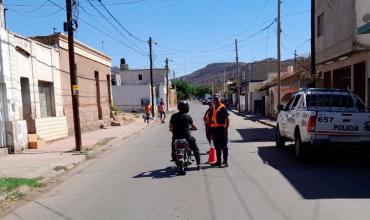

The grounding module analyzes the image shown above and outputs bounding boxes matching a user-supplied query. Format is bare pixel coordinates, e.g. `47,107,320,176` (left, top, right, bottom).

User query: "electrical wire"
7,7,64,17
45,0,148,56
86,0,147,55
97,0,147,43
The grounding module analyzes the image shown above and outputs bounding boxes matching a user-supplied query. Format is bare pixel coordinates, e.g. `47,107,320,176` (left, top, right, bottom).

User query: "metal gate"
0,84,6,148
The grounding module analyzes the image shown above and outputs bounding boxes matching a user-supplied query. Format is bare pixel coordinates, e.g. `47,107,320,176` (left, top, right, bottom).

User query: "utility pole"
65,0,82,151
277,0,281,109
294,50,297,71
223,69,226,96
235,39,240,112
311,0,316,75
165,58,169,111
148,37,155,117
217,68,220,95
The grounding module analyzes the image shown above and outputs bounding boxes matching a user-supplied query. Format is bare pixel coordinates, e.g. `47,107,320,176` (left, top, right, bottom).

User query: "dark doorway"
95,71,102,120
324,71,331,88
20,78,32,120
20,78,33,132
254,100,263,115
106,74,112,106
333,66,351,89
354,62,366,101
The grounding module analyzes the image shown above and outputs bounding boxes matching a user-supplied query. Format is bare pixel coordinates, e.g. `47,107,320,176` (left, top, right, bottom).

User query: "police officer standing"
210,96,230,167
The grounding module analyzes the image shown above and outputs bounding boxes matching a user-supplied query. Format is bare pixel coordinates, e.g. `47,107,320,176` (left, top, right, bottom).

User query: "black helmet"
177,100,189,113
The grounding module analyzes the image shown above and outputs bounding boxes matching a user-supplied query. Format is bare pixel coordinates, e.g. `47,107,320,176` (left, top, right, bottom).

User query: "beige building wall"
33,34,113,134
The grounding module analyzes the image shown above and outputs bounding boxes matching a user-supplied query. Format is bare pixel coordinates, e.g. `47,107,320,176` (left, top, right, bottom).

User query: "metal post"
149,37,155,117
65,0,82,151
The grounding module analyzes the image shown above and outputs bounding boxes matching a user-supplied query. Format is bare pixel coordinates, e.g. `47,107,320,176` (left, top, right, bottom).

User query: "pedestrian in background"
210,96,230,167
158,99,166,123
144,102,151,124
203,102,214,144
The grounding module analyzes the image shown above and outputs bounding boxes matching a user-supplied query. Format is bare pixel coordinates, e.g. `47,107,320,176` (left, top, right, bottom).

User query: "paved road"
4,102,370,220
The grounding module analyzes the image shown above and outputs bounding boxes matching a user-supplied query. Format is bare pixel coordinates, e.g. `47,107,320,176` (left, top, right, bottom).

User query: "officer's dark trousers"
211,127,228,164
172,136,201,165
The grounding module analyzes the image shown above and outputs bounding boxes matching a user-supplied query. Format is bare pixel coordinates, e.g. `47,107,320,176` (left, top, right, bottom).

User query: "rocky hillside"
178,62,248,86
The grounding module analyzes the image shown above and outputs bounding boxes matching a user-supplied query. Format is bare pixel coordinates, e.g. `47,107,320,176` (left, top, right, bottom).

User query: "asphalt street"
4,102,370,220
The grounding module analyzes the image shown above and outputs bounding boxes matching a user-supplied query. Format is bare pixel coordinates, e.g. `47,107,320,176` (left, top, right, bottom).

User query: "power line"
46,0,147,56
85,0,147,55
7,7,64,17
79,17,147,56
97,0,147,43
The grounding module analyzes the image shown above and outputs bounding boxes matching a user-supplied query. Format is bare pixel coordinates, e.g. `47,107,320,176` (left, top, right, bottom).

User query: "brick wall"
59,49,111,134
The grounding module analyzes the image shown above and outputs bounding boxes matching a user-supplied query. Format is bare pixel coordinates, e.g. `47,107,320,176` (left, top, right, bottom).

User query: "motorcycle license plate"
176,149,185,156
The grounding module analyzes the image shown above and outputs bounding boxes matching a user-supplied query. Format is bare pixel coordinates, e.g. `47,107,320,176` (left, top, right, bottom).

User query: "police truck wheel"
276,126,285,149
295,131,307,161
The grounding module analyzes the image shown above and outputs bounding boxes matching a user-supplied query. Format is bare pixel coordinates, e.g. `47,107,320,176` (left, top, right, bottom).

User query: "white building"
316,0,370,107
112,59,169,112
0,11,67,153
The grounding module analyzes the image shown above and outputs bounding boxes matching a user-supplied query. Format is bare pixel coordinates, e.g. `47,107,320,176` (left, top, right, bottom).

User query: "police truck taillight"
307,116,316,133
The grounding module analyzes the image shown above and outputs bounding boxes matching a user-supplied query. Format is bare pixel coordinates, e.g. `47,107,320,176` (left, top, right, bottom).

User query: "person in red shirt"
158,99,166,123
203,102,214,144
144,102,151,124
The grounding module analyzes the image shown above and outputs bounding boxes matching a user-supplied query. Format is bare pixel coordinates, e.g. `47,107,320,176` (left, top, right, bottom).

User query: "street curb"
256,120,276,128
229,109,276,128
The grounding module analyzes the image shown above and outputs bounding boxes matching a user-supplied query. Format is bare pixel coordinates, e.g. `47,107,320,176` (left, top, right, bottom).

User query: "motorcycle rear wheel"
178,162,186,175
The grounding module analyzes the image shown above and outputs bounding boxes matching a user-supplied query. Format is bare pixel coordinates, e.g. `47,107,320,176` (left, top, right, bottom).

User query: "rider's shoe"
196,165,201,170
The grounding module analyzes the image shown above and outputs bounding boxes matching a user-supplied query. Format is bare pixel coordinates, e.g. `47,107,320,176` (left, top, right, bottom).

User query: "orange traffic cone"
207,144,217,164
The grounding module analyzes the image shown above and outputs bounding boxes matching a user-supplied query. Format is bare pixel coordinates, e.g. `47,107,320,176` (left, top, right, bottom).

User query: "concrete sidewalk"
0,116,157,179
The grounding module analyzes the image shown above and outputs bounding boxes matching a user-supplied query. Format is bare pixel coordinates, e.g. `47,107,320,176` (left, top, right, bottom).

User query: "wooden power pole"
65,0,82,151
311,0,316,75
165,58,169,111
235,39,240,112
148,37,155,117
277,0,281,108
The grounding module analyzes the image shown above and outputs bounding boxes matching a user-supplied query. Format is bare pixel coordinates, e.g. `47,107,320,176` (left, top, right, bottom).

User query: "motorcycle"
173,139,192,175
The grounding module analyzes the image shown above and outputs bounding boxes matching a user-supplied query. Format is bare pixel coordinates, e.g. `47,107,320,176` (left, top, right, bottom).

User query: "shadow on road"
231,128,276,143
258,145,370,199
132,167,178,179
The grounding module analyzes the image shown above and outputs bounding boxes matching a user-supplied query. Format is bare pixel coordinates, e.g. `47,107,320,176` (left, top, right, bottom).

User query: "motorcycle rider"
169,101,201,170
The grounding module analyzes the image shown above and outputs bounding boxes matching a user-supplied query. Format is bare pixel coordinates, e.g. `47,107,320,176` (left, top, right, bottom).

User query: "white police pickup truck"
276,88,370,160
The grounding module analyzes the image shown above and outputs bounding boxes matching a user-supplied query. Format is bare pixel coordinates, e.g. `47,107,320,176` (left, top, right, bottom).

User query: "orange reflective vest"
211,104,226,128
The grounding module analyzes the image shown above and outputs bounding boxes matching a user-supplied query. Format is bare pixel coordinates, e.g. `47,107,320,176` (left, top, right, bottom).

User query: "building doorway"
95,71,102,120
333,66,351,90
324,71,331,88
354,62,366,101
21,78,32,118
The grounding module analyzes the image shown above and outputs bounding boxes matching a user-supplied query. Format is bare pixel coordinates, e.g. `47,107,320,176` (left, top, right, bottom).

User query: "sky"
5,0,311,77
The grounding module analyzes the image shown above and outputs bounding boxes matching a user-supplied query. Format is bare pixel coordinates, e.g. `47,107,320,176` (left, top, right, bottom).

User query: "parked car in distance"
276,88,370,161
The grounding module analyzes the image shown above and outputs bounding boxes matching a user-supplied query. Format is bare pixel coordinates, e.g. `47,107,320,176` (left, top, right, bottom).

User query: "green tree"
172,80,195,100
194,85,212,98
172,81,212,100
